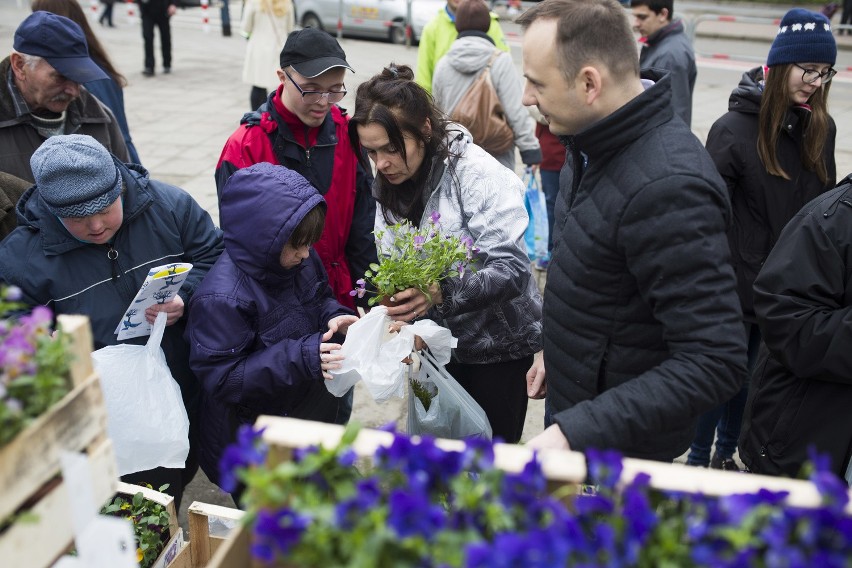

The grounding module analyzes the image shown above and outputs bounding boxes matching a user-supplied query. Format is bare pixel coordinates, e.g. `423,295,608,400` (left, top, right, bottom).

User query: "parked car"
294,0,446,44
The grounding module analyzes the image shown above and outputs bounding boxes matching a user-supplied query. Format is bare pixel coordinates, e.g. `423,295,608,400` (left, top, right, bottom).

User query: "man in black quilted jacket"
518,0,746,461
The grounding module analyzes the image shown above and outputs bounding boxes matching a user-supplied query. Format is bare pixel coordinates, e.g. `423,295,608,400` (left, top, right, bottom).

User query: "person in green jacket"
415,0,509,93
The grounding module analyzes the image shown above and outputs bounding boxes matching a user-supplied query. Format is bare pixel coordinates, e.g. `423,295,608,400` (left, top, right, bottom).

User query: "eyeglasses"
283,69,347,104
793,63,837,85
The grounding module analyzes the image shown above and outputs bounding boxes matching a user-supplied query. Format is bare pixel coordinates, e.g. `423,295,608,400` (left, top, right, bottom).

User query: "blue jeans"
540,169,560,253
687,322,761,466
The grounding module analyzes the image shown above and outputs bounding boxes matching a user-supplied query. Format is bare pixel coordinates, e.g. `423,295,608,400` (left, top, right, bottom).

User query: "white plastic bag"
407,350,492,440
92,312,190,476
327,306,457,402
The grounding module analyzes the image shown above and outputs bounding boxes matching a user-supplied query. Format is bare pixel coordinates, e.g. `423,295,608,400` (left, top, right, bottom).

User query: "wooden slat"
256,416,852,512
0,372,108,522
0,438,118,568
57,314,94,387
206,522,250,568
187,501,244,568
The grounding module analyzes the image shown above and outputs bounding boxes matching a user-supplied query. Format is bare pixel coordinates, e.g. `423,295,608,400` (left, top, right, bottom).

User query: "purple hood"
219,162,325,284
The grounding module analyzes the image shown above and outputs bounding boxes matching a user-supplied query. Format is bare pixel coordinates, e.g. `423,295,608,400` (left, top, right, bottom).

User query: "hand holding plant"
351,212,477,307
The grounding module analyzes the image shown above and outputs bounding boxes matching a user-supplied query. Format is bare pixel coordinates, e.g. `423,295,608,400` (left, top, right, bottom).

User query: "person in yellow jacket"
415,0,509,93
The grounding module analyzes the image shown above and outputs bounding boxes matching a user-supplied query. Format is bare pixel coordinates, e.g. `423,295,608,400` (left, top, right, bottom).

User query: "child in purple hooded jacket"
186,163,357,493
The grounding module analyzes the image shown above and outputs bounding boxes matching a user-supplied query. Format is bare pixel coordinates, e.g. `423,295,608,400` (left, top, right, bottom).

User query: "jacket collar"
457,30,494,44
571,69,673,162
644,19,684,47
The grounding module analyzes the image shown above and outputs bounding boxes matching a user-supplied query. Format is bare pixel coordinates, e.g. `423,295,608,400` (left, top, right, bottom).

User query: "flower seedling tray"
113,481,191,568
0,315,118,568
206,416,852,567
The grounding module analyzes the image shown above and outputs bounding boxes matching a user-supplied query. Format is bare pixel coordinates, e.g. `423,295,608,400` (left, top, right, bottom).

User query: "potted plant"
351,212,476,307
217,419,852,567
0,286,116,568
0,285,72,447
100,483,175,567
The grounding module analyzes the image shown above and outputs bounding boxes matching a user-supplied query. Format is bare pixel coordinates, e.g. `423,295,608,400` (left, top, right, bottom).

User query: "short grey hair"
13,51,43,70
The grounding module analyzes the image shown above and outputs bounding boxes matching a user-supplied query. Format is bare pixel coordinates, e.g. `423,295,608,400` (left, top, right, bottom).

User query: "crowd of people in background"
0,0,849,509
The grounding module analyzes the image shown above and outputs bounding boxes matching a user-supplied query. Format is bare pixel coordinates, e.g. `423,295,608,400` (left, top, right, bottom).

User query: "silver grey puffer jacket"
375,125,542,364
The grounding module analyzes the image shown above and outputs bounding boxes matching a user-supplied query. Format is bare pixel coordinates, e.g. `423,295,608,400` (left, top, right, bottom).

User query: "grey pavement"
2,0,852,536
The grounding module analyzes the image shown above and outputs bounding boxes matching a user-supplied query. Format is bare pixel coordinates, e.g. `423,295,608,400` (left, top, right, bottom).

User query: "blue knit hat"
767,8,836,67
31,135,122,218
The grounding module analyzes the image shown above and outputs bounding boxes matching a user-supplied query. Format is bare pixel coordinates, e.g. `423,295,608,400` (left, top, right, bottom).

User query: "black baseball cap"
279,28,354,78
14,11,107,84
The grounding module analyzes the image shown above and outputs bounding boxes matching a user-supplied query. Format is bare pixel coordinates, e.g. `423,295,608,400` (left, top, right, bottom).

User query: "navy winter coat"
186,163,352,486
0,161,224,412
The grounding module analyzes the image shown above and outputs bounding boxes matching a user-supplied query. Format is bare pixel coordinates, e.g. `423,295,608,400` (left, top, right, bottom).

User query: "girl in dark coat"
186,163,357,492
688,8,837,470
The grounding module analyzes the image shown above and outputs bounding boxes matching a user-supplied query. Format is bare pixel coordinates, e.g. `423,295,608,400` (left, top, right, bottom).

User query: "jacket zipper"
106,245,119,281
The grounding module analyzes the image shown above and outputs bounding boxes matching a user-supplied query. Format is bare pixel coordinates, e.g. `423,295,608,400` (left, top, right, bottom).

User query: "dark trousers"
99,2,114,26
446,356,532,444
141,8,172,70
540,168,560,253
687,322,761,465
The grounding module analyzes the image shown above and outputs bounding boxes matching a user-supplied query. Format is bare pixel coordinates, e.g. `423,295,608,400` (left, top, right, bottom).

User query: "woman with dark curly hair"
349,64,543,443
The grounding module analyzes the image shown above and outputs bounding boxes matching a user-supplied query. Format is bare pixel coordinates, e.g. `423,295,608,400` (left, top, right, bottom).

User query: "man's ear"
9,53,27,81
276,68,287,84
660,7,670,20
577,66,603,105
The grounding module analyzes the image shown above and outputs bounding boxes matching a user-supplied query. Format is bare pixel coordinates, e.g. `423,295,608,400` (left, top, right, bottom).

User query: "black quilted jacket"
545,71,747,461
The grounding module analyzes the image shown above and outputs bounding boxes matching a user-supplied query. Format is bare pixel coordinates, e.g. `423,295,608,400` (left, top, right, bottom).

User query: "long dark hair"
757,64,831,183
348,64,450,226
31,0,127,87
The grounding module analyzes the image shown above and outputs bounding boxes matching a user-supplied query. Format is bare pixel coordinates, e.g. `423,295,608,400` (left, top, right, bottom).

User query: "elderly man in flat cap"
0,11,128,182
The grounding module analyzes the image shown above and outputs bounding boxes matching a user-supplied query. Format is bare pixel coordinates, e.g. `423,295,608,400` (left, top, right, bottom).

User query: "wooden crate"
186,501,244,567
0,315,118,568
206,416,852,566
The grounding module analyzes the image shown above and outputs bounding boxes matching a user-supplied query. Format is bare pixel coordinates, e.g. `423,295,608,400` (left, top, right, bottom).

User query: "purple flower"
219,425,267,493
585,448,623,488
335,478,382,529
250,508,310,562
20,305,52,331
350,278,367,298
388,489,445,538
430,211,441,224
413,235,426,251
3,286,22,301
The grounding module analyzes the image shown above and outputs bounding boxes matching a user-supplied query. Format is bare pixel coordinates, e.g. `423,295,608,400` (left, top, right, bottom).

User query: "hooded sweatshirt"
432,32,541,170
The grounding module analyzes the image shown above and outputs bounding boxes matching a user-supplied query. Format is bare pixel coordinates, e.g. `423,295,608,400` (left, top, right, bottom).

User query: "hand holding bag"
92,312,190,476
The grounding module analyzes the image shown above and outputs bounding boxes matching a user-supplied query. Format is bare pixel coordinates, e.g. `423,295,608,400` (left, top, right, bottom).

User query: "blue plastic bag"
523,169,549,262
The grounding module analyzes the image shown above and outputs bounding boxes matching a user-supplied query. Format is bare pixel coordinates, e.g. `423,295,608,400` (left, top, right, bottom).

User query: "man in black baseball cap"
214,26,378,427
0,11,129,183
279,27,355,79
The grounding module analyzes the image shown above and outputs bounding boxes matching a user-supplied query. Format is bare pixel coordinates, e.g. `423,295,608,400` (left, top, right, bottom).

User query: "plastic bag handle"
146,311,168,355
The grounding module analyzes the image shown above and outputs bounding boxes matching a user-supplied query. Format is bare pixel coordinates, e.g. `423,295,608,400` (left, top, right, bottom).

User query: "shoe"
163,67,171,74
710,454,741,471
142,68,155,77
